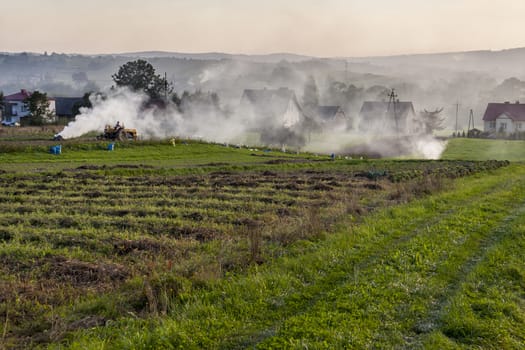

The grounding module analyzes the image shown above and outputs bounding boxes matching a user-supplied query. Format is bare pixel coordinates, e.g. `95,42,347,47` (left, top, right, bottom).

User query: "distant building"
316,105,347,130
482,101,525,135
359,100,421,135
239,88,305,128
2,89,56,124
54,97,84,117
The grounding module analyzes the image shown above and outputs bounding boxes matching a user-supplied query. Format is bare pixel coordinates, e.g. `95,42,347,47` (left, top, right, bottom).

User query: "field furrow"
56,164,525,349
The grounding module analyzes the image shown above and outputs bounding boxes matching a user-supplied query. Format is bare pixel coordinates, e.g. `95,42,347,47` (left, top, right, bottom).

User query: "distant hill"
3,46,525,127
106,47,525,76
346,47,525,76
114,51,315,63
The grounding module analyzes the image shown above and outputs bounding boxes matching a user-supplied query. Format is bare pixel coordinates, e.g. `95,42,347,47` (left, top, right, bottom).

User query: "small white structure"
482,102,525,135
2,89,56,124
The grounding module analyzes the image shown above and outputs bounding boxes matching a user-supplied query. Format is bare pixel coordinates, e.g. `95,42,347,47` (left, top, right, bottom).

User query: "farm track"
412,198,525,347
247,177,515,347
240,167,525,348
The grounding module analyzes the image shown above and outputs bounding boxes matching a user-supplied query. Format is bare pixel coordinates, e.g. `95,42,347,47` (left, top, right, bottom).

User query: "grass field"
45,163,525,349
442,137,525,161
1,130,524,349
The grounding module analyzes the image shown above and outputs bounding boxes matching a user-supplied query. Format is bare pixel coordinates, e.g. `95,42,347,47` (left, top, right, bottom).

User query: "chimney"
21,89,27,94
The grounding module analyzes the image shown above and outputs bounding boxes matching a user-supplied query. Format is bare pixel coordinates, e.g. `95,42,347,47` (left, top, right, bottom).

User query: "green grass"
0,140,324,173
442,137,525,161
50,164,525,349
1,136,524,349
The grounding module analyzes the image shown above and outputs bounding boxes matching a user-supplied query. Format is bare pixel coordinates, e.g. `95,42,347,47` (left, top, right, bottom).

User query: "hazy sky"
2,0,525,57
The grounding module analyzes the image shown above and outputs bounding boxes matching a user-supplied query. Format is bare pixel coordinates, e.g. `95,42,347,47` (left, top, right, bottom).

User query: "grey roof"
317,106,343,120
241,88,302,119
54,97,83,116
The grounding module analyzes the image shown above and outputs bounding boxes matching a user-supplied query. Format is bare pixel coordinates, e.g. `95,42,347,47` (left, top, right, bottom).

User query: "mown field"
0,132,524,349
443,137,525,161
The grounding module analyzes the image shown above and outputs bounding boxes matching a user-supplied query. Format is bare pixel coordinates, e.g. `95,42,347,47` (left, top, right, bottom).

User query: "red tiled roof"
4,89,31,101
482,102,525,121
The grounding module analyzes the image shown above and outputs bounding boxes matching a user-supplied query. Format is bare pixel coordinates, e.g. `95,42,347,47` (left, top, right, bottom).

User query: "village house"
316,105,347,130
239,87,305,128
482,101,525,135
358,100,421,135
2,89,56,125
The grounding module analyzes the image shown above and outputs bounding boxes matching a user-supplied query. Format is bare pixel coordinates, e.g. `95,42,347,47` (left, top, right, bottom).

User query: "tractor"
98,123,138,141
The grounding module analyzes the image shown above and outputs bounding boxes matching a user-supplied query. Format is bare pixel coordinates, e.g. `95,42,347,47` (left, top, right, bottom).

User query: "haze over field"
3,1,525,159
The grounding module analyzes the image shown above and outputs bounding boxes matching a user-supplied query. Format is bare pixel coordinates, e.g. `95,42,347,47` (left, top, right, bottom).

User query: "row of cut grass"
54,164,525,349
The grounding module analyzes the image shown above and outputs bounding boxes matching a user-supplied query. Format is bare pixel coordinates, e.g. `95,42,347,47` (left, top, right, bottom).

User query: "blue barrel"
50,145,61,155
108,143,115,151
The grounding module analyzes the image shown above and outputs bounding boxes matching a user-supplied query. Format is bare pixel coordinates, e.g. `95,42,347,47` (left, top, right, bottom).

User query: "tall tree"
72,92,95,117
302,75,319,117
420,108,445,134
112,59,172,100
24,91,55,125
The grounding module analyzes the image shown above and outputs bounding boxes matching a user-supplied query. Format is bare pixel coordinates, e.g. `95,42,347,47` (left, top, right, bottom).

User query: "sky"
2,0,525,57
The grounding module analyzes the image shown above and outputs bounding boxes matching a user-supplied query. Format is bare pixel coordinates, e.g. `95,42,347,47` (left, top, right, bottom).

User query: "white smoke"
58,87,447,160
413,136,447,159
59,88,247,143
59,89,150,139
304,131,447,160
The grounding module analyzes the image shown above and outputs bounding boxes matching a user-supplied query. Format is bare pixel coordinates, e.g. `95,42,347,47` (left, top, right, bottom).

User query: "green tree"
112,59,172,100
72,92,95,117
24,90,55,125
420,108,445,134
302,75,319,117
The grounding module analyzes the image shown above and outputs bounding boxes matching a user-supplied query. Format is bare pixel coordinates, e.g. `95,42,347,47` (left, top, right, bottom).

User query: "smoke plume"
59,88,246,142
58,86,446,159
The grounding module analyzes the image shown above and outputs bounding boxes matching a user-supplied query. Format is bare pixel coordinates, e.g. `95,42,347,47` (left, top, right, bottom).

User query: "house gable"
239,88,304,128
359,101,416,134
3,89,56,123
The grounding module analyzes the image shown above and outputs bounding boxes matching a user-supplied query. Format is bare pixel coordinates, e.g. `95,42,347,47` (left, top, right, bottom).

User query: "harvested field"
0,157,509,348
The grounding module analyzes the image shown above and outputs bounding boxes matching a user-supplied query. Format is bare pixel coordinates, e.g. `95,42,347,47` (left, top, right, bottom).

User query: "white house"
482,102,525,135
359,100,421,135
317,105,347,131
239,88,305,128
3,89,56,124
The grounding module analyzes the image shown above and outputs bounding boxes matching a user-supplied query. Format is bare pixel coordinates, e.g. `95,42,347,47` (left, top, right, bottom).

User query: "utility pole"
164,72,168,101
387,88,399,137
454,102,460,134
467,109,474,137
